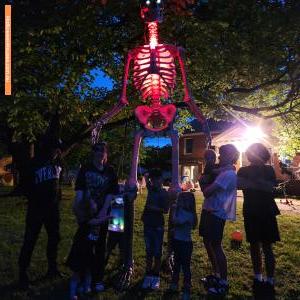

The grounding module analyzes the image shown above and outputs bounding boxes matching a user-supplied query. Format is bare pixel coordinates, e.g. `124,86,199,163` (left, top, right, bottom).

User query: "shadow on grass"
0,278,69,300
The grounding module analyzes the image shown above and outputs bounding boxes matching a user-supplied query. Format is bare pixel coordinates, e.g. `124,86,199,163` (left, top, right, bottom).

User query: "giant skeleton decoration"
92,0,211,290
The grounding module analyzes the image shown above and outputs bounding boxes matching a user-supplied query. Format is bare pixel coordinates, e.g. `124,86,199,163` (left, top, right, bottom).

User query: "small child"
237,143,280,295
141,169,169,290
203,149,218,176
66,191,111,300
169,192,197,300
200,149,235,188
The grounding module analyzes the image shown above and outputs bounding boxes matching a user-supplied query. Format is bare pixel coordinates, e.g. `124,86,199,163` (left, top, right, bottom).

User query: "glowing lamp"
108,196,125,232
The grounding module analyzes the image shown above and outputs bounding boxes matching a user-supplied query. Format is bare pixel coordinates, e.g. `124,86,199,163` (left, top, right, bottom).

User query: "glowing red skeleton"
93,0,210,138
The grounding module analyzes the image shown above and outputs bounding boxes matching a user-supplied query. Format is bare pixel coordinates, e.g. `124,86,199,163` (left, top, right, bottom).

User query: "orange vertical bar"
5,5,12,96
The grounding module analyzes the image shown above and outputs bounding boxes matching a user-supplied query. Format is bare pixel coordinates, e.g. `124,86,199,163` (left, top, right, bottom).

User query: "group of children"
67,142,280,299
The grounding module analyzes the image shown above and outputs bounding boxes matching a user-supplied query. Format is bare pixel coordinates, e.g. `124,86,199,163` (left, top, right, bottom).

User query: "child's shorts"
199,209,225,243
144,226,164,258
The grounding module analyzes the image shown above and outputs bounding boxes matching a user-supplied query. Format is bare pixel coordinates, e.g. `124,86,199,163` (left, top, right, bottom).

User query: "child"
237,143,280,295
66,193,112,300
200,149,235,188
169,192,197,300
199,144,239,296
141,169,169,290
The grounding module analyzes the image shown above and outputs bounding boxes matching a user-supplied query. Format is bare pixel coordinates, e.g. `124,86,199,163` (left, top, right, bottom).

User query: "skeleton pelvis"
135,104,176,131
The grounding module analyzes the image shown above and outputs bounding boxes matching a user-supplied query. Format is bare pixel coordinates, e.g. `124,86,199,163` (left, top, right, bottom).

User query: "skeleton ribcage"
133,45,176,101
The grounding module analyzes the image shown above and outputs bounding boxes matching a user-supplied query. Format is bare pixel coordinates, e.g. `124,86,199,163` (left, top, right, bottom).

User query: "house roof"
184,119,234,134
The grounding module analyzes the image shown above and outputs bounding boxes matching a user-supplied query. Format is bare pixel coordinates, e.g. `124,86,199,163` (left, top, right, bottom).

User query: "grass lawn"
0,186,300,299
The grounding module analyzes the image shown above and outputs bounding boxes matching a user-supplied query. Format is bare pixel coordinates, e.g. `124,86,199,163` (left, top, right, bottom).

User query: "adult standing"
237,143,280,296
71,141,119,292
18,139,63,289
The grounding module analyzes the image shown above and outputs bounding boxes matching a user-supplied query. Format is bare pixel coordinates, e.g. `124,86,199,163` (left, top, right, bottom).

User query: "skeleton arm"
92,52,133,144
177,47,212,146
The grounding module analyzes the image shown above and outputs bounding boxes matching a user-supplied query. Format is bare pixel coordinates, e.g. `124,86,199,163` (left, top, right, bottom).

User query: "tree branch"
225,72,288,94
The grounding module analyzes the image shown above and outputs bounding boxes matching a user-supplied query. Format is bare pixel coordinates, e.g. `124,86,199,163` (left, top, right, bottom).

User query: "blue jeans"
144,226,164,258
172,238,193,288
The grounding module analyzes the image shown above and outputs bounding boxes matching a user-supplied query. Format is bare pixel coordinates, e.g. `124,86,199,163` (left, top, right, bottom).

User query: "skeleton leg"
91,102,126,144
128,129,144,188
116,129,144,291
162,129,181,275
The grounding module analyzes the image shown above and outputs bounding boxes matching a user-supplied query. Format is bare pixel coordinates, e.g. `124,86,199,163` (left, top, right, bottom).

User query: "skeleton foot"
162,253,175,276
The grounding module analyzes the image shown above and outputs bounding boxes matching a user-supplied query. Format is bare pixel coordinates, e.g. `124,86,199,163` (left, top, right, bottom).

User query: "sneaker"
201,274,219,290
142,275,152,289
151,276,160,290
94,282,105,293
208,281,229,296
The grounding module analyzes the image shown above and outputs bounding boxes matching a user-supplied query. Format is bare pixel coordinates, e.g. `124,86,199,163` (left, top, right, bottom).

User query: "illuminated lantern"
108,196,125,232
231,230,243,249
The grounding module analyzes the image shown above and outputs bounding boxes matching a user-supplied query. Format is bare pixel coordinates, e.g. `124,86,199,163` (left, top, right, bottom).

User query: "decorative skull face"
140,0,163,23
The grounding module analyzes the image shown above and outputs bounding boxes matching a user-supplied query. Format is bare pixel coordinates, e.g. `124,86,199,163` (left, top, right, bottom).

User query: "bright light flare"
234,126,266,152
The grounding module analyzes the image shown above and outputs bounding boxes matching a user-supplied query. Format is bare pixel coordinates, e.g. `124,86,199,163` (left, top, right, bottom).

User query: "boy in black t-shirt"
18,141,63,289
237,143,280,295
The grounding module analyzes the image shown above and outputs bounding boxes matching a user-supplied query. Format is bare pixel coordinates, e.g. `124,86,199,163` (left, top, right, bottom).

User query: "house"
179,119,279,183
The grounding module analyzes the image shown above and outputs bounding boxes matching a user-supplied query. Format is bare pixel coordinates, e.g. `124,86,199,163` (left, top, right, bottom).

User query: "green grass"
0,186,300,299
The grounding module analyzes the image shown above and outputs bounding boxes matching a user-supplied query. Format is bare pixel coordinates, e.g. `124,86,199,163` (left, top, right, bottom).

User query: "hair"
204,149,217,163
91,141,108,164
246,143,271,164
176,192,198,229
219,143,240,164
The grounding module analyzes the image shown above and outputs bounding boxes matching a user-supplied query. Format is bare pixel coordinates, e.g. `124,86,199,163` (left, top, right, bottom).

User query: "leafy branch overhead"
0,0,299,150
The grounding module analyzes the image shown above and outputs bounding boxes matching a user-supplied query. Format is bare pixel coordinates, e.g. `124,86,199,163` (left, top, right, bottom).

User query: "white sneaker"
142,276,152,289
94,282,105,292
151,276,160,290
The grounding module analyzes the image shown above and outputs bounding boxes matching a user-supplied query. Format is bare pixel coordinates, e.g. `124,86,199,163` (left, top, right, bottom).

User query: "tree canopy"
0,0,299,162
